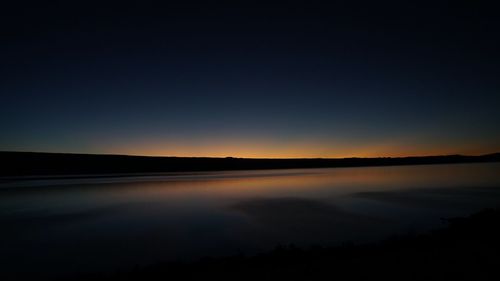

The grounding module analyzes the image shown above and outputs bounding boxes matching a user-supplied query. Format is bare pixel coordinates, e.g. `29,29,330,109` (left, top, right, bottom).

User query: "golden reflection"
91,164,500,203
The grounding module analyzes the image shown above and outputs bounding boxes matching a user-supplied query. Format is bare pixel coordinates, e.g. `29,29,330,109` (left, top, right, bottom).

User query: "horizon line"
2,150,499,160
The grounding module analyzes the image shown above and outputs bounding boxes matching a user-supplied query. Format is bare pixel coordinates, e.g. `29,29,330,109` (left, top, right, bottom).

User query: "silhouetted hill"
1,151,500,177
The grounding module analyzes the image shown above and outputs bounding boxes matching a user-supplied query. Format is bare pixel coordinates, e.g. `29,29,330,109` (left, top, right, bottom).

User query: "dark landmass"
1,151,500,177
75,207,500,281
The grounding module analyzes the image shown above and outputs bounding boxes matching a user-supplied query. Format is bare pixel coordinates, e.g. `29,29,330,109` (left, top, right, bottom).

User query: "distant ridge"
1,151,499,177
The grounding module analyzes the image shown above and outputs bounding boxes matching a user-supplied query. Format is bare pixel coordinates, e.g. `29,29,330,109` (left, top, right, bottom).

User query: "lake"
1,163,500,279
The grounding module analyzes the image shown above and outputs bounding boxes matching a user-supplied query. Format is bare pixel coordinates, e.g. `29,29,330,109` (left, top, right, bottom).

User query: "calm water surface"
1,163,500,278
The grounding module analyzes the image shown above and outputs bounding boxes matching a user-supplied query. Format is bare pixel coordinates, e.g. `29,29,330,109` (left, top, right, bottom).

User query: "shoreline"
74,206,500,281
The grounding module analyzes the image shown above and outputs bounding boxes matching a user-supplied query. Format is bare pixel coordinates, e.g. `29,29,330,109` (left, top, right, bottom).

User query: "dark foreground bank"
2,151,500,177
74,207,500,281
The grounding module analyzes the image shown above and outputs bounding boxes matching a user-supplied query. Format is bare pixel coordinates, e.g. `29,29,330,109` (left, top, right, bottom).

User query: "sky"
1,2,499,158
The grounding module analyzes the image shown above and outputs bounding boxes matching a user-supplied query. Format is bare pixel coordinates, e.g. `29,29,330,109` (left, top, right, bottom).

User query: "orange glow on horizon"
93,137,500,159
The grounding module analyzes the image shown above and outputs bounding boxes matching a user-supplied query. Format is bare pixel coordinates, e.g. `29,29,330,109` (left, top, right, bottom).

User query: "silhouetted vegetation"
71,207,500,281
2,151,500,177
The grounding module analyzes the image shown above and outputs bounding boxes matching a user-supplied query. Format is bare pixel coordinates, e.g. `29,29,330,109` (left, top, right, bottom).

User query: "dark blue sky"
1,2,499,157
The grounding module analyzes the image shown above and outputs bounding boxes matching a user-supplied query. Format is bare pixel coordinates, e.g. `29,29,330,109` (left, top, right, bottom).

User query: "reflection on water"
1,163,500,279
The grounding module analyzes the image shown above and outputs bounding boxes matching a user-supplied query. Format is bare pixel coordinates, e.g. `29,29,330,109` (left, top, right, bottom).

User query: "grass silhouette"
74,207,500,281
